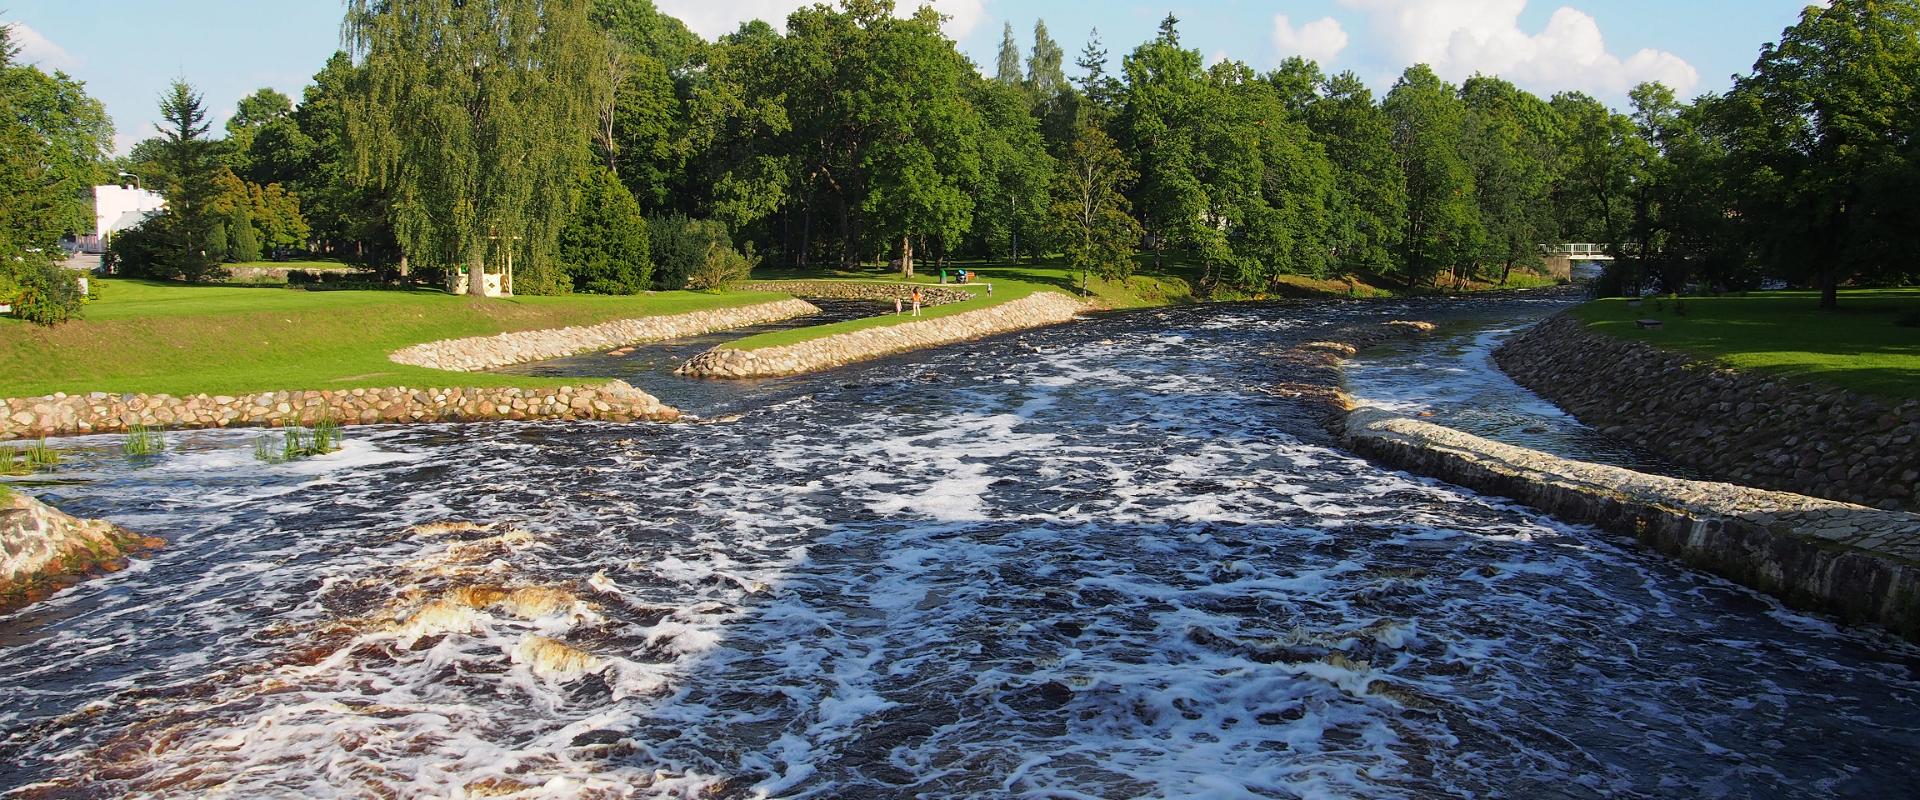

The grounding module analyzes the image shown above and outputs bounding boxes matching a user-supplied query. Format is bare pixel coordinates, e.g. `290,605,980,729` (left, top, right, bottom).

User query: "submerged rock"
0,491,163,612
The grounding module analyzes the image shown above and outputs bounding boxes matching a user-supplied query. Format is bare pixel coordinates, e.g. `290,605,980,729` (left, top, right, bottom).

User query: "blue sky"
3,1,1820,156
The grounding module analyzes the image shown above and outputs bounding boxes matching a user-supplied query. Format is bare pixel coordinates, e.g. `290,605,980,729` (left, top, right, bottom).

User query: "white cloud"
2,20,81,71
1339,0,1699,96
654,0,987,41
1272,15,1350,65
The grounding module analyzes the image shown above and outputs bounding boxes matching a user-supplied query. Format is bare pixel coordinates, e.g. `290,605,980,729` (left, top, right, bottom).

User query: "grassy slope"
1571,289,1920,399
0,279,788,397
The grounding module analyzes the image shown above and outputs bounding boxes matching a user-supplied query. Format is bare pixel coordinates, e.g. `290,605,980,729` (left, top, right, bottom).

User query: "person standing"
895,294,904,315
911,287,923,317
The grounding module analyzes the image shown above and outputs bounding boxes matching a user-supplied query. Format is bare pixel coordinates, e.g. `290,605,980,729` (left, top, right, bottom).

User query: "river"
3,292,1916,798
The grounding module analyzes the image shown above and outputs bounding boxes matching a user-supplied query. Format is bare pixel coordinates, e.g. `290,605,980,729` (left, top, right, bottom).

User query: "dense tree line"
8,0,1919,316
0,23,108,323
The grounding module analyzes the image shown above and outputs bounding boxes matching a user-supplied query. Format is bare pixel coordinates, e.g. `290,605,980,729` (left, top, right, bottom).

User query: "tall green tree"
1384,65,1479,289
155,79,226,281
0,53,113,238
968,78,1054,263
1027,20,1067,100
1460,75,1562,284
1120,16,1208,275
1719,0,1920,306
1551,91,1640,254
995,22,1023,85
224,88,293,176
344,0,605,295
1306,71,1406,277
1051,109,1141,293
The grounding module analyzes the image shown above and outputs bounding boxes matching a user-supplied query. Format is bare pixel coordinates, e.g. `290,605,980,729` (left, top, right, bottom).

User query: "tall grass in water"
2,440,60,474
124,425,166,458
254,418,345,464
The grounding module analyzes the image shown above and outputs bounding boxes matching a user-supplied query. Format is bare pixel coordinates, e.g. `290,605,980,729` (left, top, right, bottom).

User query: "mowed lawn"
0,279,789,398
1573,288,1920,399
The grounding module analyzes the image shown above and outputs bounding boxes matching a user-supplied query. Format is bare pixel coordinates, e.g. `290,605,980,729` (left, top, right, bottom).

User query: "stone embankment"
1346,409,1920,639
391,298,821,372
741,280,975,306
678,291,1085,379
0,381,678,440
1496,314,1920,511
2,489,164,612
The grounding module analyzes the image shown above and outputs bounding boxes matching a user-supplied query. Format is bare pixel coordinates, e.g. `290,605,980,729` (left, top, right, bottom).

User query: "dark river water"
3,292,1917,798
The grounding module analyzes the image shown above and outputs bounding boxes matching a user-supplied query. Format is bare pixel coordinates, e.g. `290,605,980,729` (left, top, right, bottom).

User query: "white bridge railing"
1544,243,1616,260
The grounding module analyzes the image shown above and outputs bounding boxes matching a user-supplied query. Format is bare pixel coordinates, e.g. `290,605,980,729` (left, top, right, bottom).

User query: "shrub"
2,256,83,325
558,168,651,294
686,241,757,291
649,214,734,291
105,214,228,283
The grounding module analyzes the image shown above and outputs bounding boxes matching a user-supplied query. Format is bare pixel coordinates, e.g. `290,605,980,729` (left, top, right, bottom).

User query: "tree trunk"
468,254,487,297
900,235,914,278
1820,268,1838,309
398,254,410,278
1499,257,1513,286
1012,229,1019,264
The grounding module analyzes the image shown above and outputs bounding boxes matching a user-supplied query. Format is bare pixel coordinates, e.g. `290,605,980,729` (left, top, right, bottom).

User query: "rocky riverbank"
740,280,975,306
390,298,821,372
677,291,1085,379
0,381,679,440
1,490,163,612
1495,314,1920,511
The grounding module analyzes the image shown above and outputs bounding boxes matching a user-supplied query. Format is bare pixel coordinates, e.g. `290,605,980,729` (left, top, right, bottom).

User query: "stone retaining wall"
676,291,1084,379
1,381,678,440
2,489,164,612
390,298,821,373
1346,408,1920,639
1496,314,1920,511
740,280,974,306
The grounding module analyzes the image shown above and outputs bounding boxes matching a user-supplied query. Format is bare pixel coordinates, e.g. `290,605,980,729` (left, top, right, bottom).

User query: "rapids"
3,292,1916,798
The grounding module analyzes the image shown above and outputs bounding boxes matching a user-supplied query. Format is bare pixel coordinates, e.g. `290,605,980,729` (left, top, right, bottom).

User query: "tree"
344,0,605,296
967,78,1054,263
1719,0,1920,307
1461,75,1562,285
154,79,226,281
1306,72,1406,277
0,55,114,237
1027,20,1067,100
225,87,293,175
1074,29,1121,111
1119,16,1208,275
558,167,652,293
995,22,1023,85
291,53,398,266
1551,91,1640,256
1051,110,1141,293
1384,65,1479,289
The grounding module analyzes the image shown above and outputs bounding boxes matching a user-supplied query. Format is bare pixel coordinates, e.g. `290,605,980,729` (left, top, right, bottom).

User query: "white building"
91,183,166,248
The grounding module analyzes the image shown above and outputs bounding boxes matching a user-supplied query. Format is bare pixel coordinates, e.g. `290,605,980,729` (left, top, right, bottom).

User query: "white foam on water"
6,298,1920,798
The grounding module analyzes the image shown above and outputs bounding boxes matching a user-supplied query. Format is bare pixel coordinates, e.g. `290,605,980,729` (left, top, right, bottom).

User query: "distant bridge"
1545,243,1616,261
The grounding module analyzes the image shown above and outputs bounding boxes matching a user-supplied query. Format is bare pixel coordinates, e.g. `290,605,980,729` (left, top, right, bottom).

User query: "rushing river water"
4,293,1918,799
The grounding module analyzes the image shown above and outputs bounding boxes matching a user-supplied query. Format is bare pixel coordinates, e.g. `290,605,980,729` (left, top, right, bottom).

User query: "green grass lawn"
0,279,788,397
1572,289,1920,399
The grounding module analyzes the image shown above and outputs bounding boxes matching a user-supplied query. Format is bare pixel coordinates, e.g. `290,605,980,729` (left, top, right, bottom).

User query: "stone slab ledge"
1346,408,1920,640
676,291,1085,379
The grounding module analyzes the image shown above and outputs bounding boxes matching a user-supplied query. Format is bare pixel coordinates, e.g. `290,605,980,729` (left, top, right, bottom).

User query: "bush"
686,241,757,291
104,214,228,283
649,214,734,291
1,255,83,325
558,168,651,294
